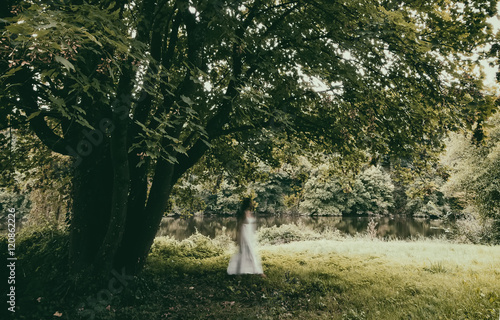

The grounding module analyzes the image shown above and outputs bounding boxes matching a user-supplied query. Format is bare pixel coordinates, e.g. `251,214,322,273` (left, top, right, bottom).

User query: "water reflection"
156,215,451,240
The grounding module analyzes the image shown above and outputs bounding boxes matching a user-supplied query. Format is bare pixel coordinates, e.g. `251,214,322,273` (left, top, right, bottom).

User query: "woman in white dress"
227,198,265,276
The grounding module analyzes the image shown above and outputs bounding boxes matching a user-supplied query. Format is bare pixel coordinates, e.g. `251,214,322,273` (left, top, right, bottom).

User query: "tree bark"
115,158,177,274
69,146,113,272
93,66,133,274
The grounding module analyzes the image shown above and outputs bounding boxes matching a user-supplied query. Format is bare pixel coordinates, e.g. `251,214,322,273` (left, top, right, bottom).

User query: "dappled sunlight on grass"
139,233,500,319
256,238,500,319
261,238,500,273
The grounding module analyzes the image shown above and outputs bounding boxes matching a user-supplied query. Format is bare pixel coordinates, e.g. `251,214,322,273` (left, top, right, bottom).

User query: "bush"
299,171,347,216
252,170,292,214
14,225,70,288
442,114,500,241
0,225,70,319
299,165,394,216
0,188,31,219
168,176,207,217
406,192,450,218
257,223,341,245
203,181,243,215
150,231,232,259
451,208,498,244
346,166,394,215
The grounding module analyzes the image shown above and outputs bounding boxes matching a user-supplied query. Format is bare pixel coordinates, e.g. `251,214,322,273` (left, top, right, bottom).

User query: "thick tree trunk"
113,155,149,271
113,92,152,272
94,151,129,272
94,77,132,274
69,147,113,272
115,158,177,274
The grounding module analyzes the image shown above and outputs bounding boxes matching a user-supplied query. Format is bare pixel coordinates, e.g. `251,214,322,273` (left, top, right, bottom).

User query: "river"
156,215,452,240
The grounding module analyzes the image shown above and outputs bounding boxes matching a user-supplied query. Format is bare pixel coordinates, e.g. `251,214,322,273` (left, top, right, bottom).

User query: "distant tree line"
167,155,457,218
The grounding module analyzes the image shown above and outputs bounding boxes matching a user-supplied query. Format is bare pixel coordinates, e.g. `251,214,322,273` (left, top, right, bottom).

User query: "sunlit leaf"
54,55,75,72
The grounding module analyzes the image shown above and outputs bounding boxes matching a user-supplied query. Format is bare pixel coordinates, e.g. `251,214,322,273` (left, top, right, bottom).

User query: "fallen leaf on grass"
222,301,235,308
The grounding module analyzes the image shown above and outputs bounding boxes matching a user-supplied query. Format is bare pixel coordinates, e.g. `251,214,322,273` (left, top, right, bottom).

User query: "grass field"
120,234,500,320
3,226,500,319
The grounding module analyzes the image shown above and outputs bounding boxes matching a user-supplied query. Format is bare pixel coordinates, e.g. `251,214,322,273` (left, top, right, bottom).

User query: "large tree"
1,0,497,275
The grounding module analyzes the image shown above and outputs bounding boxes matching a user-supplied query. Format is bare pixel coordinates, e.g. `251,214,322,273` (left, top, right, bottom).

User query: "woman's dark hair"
236,197,254,227
241,197,254,212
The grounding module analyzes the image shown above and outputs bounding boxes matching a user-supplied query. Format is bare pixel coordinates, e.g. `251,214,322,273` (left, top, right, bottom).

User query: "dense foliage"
168,158,458,218
442,112,500,243
0,134,71,226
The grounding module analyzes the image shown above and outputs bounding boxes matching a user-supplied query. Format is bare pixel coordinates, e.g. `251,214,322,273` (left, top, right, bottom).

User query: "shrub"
168,178,207,217
406,193,450,218
346,166,394,215
366,218,378,240
299,165,394,216
252,170,292,215
283,193,301,214
0,188,31,219
150,231,230,259
0,224,70,319
298,167,348,215
451,208,497,244
442,114,500,241
203,181,243,215
257,223,341,245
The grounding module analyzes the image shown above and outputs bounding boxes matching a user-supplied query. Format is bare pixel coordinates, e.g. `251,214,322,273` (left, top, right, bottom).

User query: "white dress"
227,216,263,275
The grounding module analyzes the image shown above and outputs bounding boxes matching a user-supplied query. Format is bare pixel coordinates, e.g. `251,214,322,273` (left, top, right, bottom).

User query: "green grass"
259,239,500,319
106,236,500,320
2,226,499,319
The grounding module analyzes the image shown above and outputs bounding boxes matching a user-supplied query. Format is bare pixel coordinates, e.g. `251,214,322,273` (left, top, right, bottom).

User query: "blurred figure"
227,198,265,277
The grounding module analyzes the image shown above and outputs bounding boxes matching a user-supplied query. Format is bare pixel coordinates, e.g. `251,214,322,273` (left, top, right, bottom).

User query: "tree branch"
14,68,72,155
28,115,71,155
172,1,279,178
162,6,182,69
214,120,274,138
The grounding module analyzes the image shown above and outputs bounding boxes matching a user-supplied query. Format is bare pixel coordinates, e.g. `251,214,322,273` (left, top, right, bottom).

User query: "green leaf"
173,144,187,155
1,66,23,79
201,139,212,148
27,111,41,120
55,56,75,72
82,30,103,47
180,95,195,106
